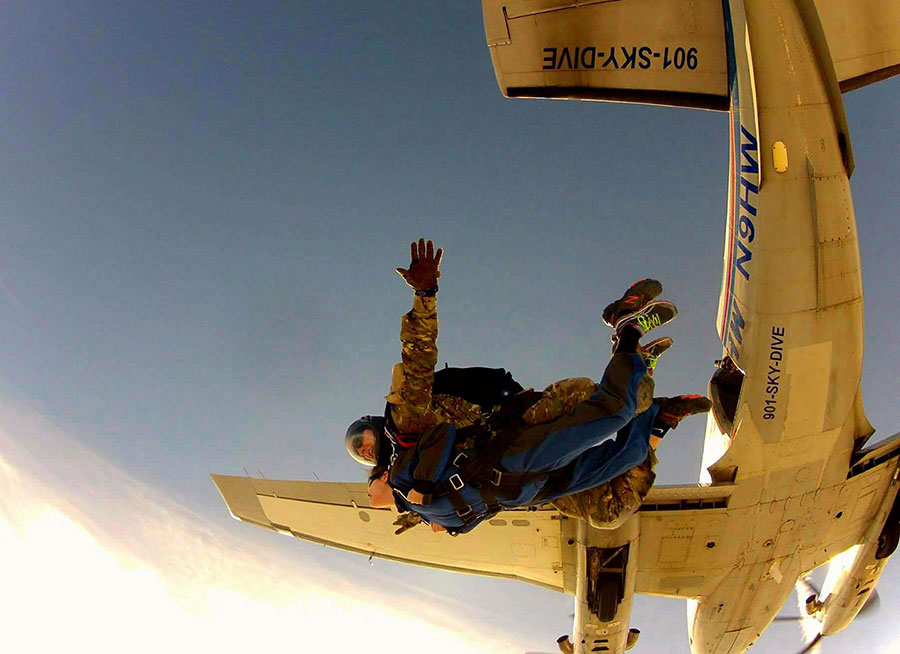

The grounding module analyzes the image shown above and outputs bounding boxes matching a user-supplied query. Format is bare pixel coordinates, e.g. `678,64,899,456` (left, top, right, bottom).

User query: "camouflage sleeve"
521,377,597,425
551,449,658,530
388,295,438,434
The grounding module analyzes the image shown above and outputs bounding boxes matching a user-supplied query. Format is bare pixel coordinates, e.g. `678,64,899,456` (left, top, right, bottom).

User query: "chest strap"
434,450,550,526
433,389,546,527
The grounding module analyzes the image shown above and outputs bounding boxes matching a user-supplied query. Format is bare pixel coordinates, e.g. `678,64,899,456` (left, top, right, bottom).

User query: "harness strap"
441,484,480,526
431,390,547,525
394,433,417,449
477,480,502,515
454,452,548,496
486,468,550,489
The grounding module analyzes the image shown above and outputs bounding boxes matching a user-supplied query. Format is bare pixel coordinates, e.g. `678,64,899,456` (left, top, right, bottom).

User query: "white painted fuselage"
690,1,887,652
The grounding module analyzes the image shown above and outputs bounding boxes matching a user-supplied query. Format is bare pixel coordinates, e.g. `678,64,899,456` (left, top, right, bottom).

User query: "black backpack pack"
432,366,523,410
381,366,524,458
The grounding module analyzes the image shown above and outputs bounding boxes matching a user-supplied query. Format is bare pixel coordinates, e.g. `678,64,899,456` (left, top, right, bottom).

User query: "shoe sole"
602,279,663,327
612,334,674,358
614,300,677,335
643,336,673,357
655,395,713,428
641,336,674,369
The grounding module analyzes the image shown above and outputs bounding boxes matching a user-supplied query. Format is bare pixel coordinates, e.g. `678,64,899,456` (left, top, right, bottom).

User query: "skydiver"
369,390,707,534
366,334,710,534
347,239,710,533
344,239,671,469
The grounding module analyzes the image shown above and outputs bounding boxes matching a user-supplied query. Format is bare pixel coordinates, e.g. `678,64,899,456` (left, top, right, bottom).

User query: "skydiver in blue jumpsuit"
386,352,656,533
367,316,708,534
361,240,711,534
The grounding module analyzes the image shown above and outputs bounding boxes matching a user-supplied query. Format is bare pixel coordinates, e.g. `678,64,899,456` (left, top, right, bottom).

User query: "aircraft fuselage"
692,1,877,651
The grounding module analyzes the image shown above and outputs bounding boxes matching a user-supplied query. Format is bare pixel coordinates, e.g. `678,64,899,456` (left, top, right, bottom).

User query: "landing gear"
626,628,641,650
587,545,629,621
594,575,621,622
876,520,900,559
805,593,824,615
876,492,900,560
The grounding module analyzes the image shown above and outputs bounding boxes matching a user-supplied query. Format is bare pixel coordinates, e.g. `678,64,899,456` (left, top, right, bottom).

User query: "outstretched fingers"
411,238,442,263
401,239,443,286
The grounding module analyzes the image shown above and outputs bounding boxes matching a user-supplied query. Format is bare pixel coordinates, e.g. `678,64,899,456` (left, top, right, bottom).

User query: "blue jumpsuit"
391,352,656,533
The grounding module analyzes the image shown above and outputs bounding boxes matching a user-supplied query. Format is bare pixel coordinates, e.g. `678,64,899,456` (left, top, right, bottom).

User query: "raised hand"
396,238,443,293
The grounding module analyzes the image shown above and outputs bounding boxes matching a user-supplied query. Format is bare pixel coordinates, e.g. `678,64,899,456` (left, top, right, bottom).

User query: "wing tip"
210,473,273,528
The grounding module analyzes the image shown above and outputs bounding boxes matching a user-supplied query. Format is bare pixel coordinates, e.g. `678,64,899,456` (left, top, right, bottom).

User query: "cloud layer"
0,398,519,653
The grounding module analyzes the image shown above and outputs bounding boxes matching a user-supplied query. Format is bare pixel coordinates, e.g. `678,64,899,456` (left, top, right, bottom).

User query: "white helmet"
344,416,386,466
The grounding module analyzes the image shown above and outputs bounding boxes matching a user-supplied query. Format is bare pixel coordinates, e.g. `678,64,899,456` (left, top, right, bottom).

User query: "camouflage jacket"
386,319,658,533
384,295,483,438
522,376,657,530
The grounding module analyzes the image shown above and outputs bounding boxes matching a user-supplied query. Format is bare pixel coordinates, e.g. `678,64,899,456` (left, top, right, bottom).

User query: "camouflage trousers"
551,449,657,529
393,372,657,535
521,374,657,529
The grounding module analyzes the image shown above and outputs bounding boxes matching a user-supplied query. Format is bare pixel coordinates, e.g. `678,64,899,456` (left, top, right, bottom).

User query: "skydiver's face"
367,471,395,509
357,429,377,463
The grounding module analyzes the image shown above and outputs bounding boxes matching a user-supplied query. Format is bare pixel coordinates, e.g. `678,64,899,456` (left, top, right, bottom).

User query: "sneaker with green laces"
640,336,674,370
602,279,663,328
613,300,678,336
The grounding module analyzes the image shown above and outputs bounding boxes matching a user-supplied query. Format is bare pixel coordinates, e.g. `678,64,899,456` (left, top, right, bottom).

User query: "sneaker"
602,279,663,328
654,395,713,430
611,334,674,360
640,336,673,370
613,300,677,336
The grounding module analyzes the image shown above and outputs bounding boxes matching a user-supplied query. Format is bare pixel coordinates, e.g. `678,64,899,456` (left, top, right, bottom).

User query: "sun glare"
0,409,518,654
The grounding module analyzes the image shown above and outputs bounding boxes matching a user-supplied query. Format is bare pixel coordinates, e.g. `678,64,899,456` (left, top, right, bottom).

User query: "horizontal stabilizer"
816,0,900,92
482,0,899,110
482,0,729,110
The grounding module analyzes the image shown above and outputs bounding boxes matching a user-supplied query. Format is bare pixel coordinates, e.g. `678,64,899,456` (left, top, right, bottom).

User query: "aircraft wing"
210,474,567,592
212,473,743,600
632,483,735,599
816,0,900,92
481,0,899,111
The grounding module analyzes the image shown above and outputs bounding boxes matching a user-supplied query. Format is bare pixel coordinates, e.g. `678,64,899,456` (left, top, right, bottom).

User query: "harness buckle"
455,505,475,523
490,469,503,487
449,473,465,491
452,452,468,467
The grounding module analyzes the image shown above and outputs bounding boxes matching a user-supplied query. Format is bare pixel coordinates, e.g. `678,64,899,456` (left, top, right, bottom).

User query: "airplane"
212,1,900,652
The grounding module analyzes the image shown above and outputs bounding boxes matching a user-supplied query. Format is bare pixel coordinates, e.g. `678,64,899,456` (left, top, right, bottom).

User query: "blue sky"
1,2,898,652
